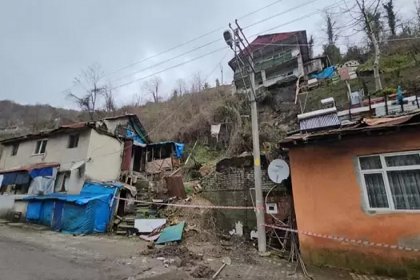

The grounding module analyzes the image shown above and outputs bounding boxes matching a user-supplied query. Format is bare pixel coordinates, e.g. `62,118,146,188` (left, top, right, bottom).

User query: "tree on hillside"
416,0,420,31
67,64,108,120
343,45,369,63
308,35,314,59
191,72,204,93
383,0,397,36
142,76,162,103
351,0,383,92
322,14,339,63
322,13,341,64
175,78,187,95
103,86,116,113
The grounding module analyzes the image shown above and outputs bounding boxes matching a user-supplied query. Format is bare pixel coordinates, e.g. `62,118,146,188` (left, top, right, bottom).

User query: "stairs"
115,178,160,236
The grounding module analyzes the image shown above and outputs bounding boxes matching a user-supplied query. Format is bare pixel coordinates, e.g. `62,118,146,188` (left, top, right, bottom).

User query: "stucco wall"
85,129,123,182
0,130,91,170
289,128,420,277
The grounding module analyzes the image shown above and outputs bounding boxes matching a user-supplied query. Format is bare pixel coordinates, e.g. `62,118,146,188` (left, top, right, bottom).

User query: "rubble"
191,265,215,278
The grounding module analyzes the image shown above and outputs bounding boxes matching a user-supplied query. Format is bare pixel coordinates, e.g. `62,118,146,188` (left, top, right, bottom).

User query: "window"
358,152,420,211
68,134,79,148
11,143,19,156
34,139,48,154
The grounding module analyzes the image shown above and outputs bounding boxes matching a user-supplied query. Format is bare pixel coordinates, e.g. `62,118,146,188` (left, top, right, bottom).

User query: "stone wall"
200,158,283,233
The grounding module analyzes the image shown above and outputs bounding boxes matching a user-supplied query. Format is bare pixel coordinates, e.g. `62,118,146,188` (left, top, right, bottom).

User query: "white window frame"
358,150,420,213
34,139,48,155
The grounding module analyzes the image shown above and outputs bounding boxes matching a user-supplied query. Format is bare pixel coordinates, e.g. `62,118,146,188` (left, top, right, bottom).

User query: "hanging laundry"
211,124,222,138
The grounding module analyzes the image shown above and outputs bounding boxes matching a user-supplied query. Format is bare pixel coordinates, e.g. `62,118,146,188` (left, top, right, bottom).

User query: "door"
52,201,64,231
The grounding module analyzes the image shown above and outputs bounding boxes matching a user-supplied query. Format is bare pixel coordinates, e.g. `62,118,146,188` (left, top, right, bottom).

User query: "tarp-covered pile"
25,182,121,234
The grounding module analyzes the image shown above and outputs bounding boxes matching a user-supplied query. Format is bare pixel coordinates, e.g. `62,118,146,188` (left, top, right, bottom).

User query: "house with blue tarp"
0,113,184,220
24,181,121,234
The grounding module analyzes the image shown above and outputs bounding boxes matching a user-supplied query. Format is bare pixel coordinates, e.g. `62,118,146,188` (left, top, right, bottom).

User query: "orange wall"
289,129,420,277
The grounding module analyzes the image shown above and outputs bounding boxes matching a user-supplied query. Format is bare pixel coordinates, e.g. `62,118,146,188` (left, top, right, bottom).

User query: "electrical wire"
142,50,231,138
102,0,288,80
109,1,345,91
243,0,322,29
111,47,226,90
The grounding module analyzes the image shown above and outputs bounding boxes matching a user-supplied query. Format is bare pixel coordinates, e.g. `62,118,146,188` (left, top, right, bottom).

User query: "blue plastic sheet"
30,167,53,178
310,66,336,80
126,128,146,145
25,182,121,234
174,143,184,159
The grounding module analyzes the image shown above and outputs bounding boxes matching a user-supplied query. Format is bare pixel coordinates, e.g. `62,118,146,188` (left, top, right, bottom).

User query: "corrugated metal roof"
299,112,341,132
282,111,420,147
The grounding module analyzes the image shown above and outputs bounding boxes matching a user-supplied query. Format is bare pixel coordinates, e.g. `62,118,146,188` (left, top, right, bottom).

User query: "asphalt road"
0,223,179,280
0,236,106,280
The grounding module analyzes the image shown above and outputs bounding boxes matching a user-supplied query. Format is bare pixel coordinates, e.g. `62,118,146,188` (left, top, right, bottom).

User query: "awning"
0,162,60,175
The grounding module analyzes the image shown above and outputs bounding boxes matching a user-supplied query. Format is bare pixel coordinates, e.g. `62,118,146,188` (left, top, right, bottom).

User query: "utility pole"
223,23,266,254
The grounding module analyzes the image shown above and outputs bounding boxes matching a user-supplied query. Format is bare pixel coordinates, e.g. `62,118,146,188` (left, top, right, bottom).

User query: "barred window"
358,152,420,211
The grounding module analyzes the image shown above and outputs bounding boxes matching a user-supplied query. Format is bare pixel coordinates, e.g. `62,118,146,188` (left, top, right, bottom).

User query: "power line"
142,51,231,139
110,1,345,91
243,0,322,29
102,0,288,80
109,39,221,84
108,0,326,86
237,0,285,20
111,47,226,90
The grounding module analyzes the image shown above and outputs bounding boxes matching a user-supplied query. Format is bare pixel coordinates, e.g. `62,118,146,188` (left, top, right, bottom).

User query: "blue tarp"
126,128,146,146
147,141,185,159
25,182,121,234
30,167,53,178
174,143,184,159
310,66,336,80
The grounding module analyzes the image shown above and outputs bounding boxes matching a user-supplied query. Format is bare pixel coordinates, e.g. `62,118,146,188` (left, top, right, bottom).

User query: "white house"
0,114,150,217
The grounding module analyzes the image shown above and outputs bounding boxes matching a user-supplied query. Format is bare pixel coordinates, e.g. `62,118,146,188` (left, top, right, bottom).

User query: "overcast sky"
0,0,416,109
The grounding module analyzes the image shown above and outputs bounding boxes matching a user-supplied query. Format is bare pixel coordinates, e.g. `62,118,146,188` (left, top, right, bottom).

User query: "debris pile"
141,245,215,278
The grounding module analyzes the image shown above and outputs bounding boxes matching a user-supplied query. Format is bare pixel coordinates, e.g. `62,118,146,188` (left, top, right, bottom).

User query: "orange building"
282,113,420,278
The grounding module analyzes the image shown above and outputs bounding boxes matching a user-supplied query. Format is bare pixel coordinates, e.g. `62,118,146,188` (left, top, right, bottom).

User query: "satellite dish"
268,159,290,184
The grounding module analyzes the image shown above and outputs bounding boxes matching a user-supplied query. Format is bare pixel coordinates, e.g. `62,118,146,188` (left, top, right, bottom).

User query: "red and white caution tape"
264,224,420,252
116,197,255,210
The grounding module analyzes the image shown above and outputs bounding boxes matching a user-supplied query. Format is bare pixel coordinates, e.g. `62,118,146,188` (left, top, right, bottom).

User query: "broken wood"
212,257,231,279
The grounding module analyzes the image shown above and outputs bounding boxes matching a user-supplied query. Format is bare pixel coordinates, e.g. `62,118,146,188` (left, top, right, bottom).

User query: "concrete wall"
201,165,280,233
0,195,28,219
85,129,123,182
289,128,420,278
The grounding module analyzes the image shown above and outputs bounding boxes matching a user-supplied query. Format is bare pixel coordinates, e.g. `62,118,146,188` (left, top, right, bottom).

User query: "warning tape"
116,197,256,210
264,224,420,252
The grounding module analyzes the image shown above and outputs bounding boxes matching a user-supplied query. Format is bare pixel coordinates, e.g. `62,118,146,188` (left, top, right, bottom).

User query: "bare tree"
307,35,315,59
142,76,162,103
190,72,204,93
67,64,107,120
416,0,420,31
103,86,116,113
175,78,187,95
353,0,383,92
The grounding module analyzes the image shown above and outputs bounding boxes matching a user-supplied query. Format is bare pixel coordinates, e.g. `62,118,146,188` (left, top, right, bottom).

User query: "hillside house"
282,112,420,278
0,114,150,217
228,30,328,95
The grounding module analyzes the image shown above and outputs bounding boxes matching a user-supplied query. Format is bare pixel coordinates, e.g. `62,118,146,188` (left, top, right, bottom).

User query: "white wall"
85,129,123,182
0,129,91,170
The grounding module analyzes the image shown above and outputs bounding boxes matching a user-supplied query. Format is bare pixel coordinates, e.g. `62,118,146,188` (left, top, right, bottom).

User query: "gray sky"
0,0,416,109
